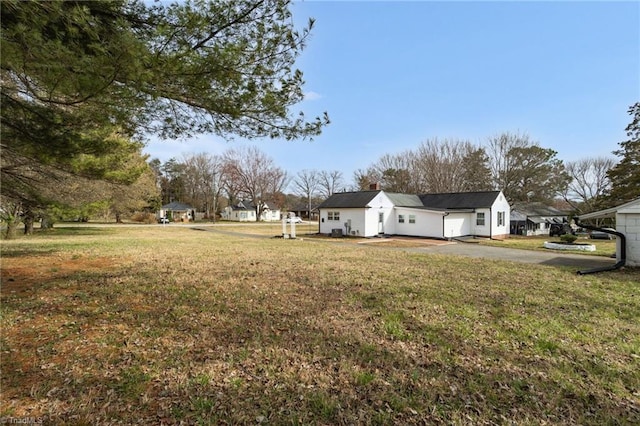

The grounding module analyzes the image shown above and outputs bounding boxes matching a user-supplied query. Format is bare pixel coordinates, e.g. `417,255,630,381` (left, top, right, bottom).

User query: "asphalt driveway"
402,240,617,271
193,225,617,272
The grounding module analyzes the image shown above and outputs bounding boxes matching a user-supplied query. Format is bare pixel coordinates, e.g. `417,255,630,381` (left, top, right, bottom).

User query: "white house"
510,202,571,236
158,202,196,222
578,198,640,268
221,200,282,222
317,190,510,240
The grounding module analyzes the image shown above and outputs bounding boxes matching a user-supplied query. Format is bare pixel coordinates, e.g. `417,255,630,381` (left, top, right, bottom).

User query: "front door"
378,212,384,234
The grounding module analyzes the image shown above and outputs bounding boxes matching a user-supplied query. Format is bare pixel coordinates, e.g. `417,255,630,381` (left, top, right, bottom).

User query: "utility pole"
212,171,217,224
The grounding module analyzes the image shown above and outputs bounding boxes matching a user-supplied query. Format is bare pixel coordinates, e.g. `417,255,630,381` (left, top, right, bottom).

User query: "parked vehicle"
549,223,574,237
286,217,303,223
589,228,616,240
158,217,170,224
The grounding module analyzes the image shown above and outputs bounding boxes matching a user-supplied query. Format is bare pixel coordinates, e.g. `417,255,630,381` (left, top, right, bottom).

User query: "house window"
409,215,416,224
477,212,485,226
398,215,405,223
240,212,247,220
497,211,505,226
327,211,340,221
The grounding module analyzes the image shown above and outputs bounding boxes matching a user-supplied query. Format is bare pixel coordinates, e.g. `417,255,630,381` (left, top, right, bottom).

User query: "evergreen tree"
606,102,640,205
1,0,328,209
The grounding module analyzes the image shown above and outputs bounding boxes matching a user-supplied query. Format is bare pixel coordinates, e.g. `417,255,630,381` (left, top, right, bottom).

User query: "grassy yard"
204,221,321,237
1,226,638,424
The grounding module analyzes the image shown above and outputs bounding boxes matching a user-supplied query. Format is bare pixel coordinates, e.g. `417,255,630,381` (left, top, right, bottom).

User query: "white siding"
490,193,511,238
395,208,445,238
319,190,511,240
473,208,491,237
260,209,281,222
364,192,395,236
617,212,640,267
319,192,395,237
319,209,366,236
444,213,471,238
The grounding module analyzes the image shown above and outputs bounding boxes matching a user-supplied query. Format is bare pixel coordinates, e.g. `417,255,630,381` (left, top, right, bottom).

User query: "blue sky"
144,0,640,189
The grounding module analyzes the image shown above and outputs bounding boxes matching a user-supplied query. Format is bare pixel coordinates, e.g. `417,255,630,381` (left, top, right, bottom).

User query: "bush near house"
560,234,578,244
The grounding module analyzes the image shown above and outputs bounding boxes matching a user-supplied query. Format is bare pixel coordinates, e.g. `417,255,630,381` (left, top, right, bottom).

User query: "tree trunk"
4,219,18,239
23,215,34,235
2,204,21,239
115,212,122,223
41,215,54,229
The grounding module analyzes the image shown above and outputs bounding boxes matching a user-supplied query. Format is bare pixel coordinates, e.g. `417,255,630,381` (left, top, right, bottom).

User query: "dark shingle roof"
418,191,501,209
511,202,566,217
161,202,194,211
318,190,504,210
317,191,381,209
228,200,252,211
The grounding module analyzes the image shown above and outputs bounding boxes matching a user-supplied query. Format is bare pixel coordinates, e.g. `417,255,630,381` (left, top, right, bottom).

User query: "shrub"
131,212,157,224
560,234,578,244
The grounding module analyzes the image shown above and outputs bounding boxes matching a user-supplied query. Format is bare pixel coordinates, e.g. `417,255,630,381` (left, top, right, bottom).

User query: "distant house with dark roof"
221,200,281,222
316,189,510,239
510,202,570,236
289,202,320,221
158,202,196,222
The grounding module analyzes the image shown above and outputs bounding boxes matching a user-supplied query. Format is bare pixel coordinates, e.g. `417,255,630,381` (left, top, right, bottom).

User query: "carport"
578,198,640,268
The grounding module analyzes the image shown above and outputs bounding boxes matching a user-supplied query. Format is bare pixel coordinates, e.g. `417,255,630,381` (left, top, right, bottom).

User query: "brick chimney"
369,182,381,190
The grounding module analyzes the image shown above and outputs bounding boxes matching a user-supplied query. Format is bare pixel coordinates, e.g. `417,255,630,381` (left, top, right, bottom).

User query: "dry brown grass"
1,226,639,424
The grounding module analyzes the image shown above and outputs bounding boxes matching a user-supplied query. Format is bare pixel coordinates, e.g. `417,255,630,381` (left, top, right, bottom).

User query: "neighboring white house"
158,202,196,222
221,200,282,222
578,198,640,268
510,202,571,236
317,190,510,239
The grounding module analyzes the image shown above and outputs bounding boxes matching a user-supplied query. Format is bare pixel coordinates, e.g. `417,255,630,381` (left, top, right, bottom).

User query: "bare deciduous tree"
486,132,570,203
563,157,614,213
292,169,319,219
486,132,531,197
414,138,477,193
352,168,380,191
318,170,345,197
222,146,287,220
181,153,224,219
355,139,491,194
371,152,416,193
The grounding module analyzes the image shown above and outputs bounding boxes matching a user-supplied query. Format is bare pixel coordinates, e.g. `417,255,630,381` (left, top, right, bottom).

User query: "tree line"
352,132,598,206
151,102,639,225
150,147,346,222
1,103,637,237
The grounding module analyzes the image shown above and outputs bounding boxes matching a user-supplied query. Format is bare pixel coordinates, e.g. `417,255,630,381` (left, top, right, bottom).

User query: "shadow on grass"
35,227,118,236
0,247,61,258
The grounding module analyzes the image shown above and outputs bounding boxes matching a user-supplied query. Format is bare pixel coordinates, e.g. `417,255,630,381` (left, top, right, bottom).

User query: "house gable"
223,199,281,222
